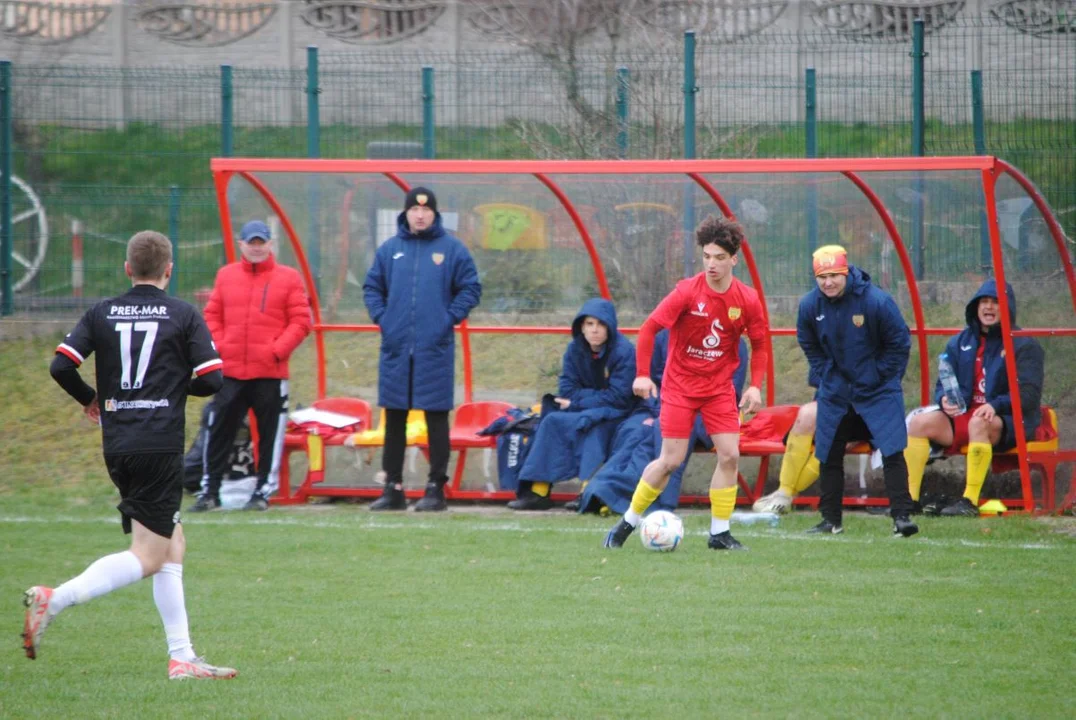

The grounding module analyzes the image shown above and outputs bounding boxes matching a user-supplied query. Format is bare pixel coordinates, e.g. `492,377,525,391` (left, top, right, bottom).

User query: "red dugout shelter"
210,158,1076,514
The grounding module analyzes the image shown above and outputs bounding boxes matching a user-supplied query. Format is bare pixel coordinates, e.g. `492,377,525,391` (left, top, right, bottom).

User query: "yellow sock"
904,437,931,502
531,482,550,497
778,433,813,496
794,455,821,495
964,442,993,504
629,481,662,517
709,486,737,521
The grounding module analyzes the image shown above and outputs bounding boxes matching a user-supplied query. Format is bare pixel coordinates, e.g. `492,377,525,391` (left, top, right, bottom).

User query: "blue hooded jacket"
363,213,481,410
936,279,1044,438
797,265,911,460
517,299,636,484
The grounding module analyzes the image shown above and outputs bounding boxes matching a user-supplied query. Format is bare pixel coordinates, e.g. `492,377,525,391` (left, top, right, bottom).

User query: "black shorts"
104,452,184,539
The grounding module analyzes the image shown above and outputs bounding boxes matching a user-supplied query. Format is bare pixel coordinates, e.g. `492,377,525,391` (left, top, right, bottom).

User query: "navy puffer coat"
363,213,481,410
797,266,910,460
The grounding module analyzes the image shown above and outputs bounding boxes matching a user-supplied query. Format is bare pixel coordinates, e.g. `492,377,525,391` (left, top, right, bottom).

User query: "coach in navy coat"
507,298,636,510
797,246,917,535
363,187,481,512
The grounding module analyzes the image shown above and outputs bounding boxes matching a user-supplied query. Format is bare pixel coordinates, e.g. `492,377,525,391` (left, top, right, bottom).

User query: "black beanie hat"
404,187,437,214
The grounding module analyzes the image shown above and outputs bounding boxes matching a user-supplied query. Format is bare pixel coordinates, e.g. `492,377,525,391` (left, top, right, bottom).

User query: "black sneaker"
412,482,447,512
940,497,979,517
369,482,406,511
507,490,553,511
707,531,746,550
921,493,951,516
867,501,923,516
892,514,919,537
563,496,582,512
243,495,269,511
806,520,843,535
189,496,220,513
603,519,635,548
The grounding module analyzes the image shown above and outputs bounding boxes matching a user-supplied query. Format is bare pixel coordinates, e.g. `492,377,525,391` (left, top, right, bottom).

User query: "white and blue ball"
639,510,684,552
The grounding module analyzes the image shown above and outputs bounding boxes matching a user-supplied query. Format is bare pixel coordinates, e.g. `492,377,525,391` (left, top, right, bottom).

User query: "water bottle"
938,353,967,416
730,510,780,528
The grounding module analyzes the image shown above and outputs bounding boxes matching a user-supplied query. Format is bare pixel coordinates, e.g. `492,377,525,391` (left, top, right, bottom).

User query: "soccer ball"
639,511,684,552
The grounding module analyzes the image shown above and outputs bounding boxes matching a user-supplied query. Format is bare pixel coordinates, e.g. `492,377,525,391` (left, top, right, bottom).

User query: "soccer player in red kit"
604,215,768,550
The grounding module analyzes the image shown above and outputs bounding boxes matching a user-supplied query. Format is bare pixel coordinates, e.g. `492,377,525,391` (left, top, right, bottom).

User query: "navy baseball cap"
239,220,271,242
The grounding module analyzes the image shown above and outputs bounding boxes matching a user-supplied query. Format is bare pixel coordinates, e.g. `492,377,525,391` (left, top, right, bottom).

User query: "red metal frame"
208,157,1074,512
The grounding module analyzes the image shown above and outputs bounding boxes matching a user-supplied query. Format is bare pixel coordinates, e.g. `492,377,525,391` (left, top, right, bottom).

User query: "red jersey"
972,337,988,406
645,273,767,399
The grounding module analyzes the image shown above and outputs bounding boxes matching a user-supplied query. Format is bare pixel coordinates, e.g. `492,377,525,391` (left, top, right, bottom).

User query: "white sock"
153,563,196,662
623,508,641,527
711,518,730,535
50,550,144,616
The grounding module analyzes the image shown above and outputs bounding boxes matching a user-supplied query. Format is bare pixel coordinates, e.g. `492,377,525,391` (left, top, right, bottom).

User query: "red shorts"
941,404,1012,455
659,386,739,439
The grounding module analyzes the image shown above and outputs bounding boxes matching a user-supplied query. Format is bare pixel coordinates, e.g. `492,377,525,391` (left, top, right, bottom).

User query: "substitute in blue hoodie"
507,298,636,510
903,279,1044,517
363,187,481,512
797,245,918,537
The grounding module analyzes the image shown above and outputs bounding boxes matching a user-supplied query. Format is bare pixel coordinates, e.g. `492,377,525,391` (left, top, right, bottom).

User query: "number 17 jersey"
56,284,222,455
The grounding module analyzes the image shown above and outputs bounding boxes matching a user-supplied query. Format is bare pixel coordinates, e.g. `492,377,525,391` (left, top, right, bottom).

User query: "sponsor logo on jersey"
728,307,741,320
690,301,708,317
104,398,171,411
432,252,444,265
701,318,724,349
852,314,864,327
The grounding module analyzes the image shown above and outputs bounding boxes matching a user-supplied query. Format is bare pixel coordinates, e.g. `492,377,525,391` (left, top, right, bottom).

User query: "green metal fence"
1,16,1073,313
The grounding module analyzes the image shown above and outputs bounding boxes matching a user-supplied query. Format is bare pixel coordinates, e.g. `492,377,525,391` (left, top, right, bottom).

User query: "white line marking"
0,514,1062,551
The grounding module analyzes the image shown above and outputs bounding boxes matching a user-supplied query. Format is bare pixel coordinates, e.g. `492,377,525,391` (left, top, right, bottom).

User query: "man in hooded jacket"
904,279,1044,516
507,298,636,510
363,187,482,512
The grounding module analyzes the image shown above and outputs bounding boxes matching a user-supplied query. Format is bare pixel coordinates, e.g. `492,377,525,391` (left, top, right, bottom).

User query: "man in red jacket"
191,220,312,512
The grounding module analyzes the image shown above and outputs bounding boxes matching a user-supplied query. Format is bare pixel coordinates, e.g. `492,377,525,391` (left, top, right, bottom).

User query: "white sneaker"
168,656,238,680
22,586,54,660
752,490,793,514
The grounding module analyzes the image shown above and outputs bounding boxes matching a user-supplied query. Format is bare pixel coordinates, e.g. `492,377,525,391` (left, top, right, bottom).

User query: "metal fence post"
168,185,180,296
911,19,926,279
307,46,320,160
683,31,697,160
422,66,435,160
615,66,629,159
805,67,819,255
221,64,233,157
306,46,321,293
971,69,991,270
0,60,11,316
682,32,697,277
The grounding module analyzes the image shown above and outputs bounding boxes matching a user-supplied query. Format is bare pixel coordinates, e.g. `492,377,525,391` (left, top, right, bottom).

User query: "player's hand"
739,386,762,416
553,397,571,410
940,397,962,417
973,403,996,423
83,398,101,425
633,376,657,399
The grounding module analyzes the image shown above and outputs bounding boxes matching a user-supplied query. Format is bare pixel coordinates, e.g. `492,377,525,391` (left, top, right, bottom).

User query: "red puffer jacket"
204,254,312,380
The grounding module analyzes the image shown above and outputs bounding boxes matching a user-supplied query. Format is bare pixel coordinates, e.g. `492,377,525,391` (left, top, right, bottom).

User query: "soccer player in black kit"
23,230,237,680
